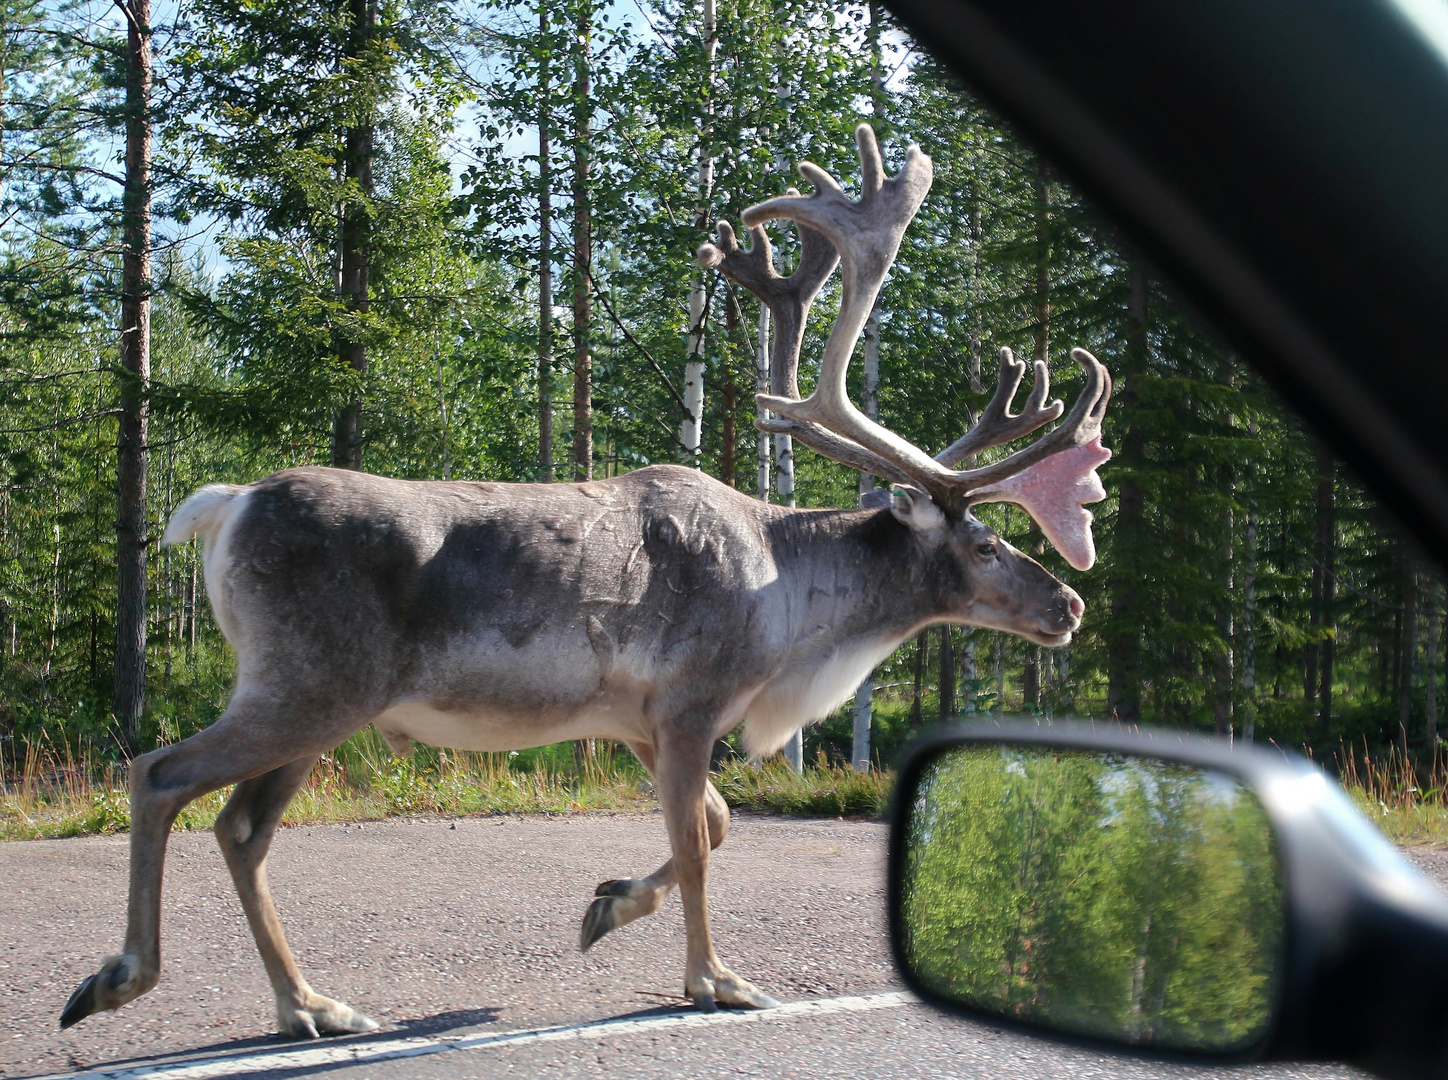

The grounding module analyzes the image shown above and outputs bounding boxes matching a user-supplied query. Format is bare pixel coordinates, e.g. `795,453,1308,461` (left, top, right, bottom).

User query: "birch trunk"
851,0,889,772
570,1,594,769
779,411,801,770
851,290,879,769
162,445,173,682
113,0,152,749
776,425,799,768
571,2,591,483
962,631,977,714
756,306,770,499
911,631,927,726
994,633,1005,717
538,2,554,481
720,298,737,487
968,177,983,393
773,433,794,507
186,540,197,652
681,0,717,465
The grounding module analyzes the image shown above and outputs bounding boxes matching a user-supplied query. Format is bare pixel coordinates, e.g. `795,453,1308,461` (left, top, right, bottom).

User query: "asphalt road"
3,810,1433,1080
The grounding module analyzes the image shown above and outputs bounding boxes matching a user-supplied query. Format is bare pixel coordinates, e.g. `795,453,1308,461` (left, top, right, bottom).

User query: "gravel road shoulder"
4,814,1444,1080
0,811,893,1077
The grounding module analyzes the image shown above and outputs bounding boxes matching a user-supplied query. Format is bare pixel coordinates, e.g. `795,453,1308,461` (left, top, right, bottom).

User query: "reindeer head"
869,481,1085,645
699,125,1112,646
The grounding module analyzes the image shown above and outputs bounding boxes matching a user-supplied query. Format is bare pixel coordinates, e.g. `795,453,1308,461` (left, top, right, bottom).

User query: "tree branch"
585,267,688,417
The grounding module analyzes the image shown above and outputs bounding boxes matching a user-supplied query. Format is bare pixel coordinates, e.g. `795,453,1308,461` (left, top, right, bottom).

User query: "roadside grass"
1333,742,1448,848
714,751,892,817
0,733,893,841
14,731,1446,846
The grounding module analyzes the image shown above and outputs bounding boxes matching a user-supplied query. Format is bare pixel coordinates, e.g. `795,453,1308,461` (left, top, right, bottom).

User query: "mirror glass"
898,744,1284,1053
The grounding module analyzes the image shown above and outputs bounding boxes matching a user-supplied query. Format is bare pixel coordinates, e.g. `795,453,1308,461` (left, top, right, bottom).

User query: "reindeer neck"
764,505,950,646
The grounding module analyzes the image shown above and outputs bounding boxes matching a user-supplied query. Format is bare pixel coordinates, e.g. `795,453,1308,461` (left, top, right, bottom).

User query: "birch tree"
537,2,555,481
851,0,888,772
571,0,592,482
680,0,717,467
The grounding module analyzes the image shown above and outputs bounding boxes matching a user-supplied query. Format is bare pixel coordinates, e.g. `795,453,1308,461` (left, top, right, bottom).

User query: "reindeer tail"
162,484,249,547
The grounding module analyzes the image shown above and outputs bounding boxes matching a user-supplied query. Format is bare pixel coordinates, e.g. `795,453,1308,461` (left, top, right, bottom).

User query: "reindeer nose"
1067,592,1085,620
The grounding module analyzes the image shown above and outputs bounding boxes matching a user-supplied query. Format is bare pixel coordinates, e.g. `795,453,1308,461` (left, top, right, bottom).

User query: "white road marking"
45,992,917,1080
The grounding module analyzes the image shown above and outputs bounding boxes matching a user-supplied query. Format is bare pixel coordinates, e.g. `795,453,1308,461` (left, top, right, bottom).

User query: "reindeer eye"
976,542,998,558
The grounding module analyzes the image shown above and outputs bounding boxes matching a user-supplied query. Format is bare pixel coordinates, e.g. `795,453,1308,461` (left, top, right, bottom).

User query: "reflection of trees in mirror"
901,746,1283,1053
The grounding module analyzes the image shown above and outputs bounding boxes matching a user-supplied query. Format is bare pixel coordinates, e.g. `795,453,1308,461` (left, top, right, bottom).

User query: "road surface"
5,810,1427,1079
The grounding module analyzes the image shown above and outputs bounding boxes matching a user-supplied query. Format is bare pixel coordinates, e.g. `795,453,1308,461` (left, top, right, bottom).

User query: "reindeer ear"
889,483,947,538
859,487,892,510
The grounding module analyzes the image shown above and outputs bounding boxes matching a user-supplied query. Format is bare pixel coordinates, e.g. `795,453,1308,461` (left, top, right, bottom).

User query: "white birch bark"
681,0,717,465
775,381,800,768
851,1,888,772
994,633,1005,717
774,433,795,506
963,631,978,714
756,306,771,499
777,426,801,771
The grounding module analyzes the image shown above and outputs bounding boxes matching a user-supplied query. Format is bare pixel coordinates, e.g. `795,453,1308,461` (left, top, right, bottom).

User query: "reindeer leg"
60,690,363,1032
654,728,779,1012
215,756,378,1038
580,739,729,951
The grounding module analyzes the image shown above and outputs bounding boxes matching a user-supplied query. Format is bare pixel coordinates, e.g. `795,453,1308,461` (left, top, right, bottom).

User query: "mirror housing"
888,724,1448,1080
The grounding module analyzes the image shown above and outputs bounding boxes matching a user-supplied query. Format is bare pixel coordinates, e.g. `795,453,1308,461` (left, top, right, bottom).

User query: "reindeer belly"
374,680,652,754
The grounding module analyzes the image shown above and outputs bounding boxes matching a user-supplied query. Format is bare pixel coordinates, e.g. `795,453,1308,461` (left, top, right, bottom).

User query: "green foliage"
901,746,1283,1052
165,0,482,459
1,0,1443,776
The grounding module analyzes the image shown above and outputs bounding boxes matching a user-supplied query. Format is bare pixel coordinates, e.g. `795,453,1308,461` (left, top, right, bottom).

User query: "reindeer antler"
934,349,1064,467
697,192,919,488
730,123,1113,570
696,198,835,401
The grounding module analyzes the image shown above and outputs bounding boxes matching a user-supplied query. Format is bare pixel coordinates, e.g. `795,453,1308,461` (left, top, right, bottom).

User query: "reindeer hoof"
724,988,781,1010
316,1006,379,1036
278,996,379,1039
693,992,718,1013
713,971,781,1010
580,895,623,952
581,879,657,952
59,974,100,1030
60,954,144,1029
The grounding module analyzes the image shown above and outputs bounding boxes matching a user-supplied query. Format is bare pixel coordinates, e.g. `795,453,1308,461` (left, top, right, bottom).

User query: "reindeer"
60,125,1111,1036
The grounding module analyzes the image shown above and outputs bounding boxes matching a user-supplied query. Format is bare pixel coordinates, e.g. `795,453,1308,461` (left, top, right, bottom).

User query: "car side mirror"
887,725,1448,1080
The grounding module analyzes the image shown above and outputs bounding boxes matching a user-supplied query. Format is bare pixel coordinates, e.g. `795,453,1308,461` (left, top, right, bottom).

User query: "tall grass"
714,751,892,817
0,733,893,841
27,732,1447,847
1332,740,1448,847
0,732,657,841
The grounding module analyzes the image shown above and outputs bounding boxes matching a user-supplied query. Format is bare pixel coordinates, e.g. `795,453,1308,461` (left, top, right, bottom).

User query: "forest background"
2,0,1444,788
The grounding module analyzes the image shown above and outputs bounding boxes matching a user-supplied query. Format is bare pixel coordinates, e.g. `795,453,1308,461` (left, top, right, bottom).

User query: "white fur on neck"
741,635,903,758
